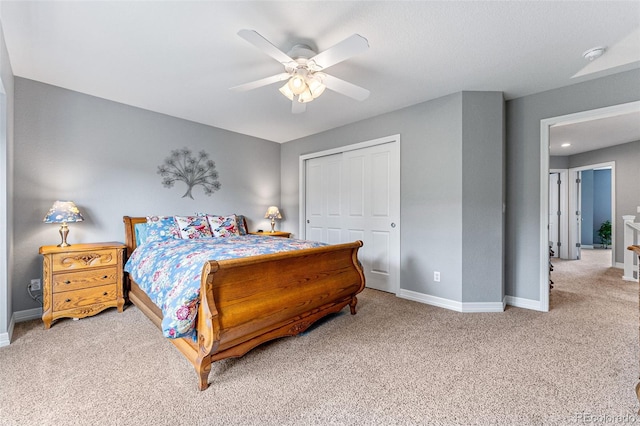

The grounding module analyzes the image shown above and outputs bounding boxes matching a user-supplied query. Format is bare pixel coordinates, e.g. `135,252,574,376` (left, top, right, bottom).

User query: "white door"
569,169,582,260
305,153,344,244
576,171,582,260
548,173,560,258
304,139,400,294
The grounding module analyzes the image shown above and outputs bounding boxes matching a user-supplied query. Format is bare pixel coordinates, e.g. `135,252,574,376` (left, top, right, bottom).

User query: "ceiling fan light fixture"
288,73,307,95
308,74,326,99
233,30,370,113
298,88,314,103
279,82,294,101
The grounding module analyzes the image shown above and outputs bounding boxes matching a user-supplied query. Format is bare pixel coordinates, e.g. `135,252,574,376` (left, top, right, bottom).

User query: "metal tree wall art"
157,148,221,199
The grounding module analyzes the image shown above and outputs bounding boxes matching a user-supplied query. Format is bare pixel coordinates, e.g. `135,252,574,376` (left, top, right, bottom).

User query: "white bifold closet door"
304,141,399,293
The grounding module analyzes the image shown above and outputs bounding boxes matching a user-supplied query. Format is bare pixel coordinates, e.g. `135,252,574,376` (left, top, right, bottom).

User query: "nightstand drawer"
51,249,118,272
52,284,117,312
52,267,118,293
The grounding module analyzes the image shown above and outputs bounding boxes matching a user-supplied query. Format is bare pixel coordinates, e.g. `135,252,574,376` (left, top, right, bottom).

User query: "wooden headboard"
123,216,147,256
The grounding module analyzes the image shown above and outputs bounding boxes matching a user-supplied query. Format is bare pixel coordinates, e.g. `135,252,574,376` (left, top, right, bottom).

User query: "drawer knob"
64,280,71,284
102,275,108,279
103,292,108,296
65,298,71,303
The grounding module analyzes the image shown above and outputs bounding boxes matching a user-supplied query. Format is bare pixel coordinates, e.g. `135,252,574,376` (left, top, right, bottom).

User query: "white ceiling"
549,110,640,156
1,1,639,144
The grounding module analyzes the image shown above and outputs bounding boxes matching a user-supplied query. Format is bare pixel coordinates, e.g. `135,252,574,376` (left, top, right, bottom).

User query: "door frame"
0,78,9,347
567,162,616,261
539,100,639,312
299,134,401,294
549,169,568,259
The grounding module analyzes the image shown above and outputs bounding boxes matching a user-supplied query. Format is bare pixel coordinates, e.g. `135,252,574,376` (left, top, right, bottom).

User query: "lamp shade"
264,206,282,220
43,201,84,224
279,82,294,101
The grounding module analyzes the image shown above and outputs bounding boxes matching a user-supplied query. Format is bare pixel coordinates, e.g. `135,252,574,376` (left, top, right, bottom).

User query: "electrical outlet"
30,279,41,291
434,271,441,282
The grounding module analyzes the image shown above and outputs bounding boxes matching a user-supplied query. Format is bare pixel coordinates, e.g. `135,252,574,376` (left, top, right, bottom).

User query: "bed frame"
123,216,365,390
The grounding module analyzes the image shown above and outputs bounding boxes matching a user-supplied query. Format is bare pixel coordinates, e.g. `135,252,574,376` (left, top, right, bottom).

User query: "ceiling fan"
230,29,370,114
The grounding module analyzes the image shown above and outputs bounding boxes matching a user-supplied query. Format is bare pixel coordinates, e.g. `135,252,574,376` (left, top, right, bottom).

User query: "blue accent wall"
579,168,612,247
593,169,612,245
580,170,594,245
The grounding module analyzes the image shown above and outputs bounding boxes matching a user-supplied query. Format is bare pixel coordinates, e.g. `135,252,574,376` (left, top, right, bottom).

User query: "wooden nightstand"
39,242,126,329
249,231,291,238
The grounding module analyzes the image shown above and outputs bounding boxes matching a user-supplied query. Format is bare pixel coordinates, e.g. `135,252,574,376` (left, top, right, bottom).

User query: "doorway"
567,163,615,263
299,135,400,294
539,100,639,311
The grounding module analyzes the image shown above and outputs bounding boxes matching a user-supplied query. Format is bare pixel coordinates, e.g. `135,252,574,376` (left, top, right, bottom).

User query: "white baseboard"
398,289,505,313
0,313,15,347
0,308,42,347
504,295,545,311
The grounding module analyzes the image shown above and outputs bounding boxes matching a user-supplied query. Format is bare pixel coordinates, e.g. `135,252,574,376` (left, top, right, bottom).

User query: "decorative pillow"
206,215,239,237
134,223,148,247
174,215,213,239
235,214,248,235
145,216,180,243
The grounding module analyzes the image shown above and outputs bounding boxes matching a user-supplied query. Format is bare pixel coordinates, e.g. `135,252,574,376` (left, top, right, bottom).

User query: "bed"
123,215,365,390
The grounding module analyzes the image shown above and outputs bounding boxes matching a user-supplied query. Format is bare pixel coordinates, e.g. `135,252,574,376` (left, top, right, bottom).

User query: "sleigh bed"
123,215,365,390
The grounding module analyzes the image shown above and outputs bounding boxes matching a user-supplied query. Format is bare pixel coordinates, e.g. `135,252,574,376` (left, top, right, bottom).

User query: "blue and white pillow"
144,216,180,243
206,215,239,237
174,215,213,239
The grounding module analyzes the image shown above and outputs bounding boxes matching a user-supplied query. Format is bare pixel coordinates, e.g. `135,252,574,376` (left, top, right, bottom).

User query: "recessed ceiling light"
561,143,571,148
583,46,606,61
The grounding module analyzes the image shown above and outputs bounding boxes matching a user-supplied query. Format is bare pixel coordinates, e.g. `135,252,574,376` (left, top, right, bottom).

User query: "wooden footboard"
123,216,365,390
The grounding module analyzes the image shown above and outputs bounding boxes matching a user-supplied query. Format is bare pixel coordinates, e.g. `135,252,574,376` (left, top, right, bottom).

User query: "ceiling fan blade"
322,74,370,101
237,29,294,65
230,73,291,92
310,34,369,70
291,97,306,114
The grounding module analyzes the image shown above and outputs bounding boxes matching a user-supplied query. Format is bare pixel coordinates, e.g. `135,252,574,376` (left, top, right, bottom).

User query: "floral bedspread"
124,236,326,340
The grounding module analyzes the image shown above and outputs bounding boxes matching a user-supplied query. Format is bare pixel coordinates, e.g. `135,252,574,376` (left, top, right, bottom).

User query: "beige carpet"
1,249,638,425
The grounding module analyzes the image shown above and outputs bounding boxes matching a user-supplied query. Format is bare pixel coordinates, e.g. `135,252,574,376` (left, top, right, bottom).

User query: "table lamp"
43,200,84,247
264,206,282,233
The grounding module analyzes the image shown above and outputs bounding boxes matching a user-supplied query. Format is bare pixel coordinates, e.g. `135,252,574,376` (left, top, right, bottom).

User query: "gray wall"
505,69,640,301
569,140,639,260
281,91,504,305
549,156,569,169
13,78,282,312
0,16,15,340
461,92,504,302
